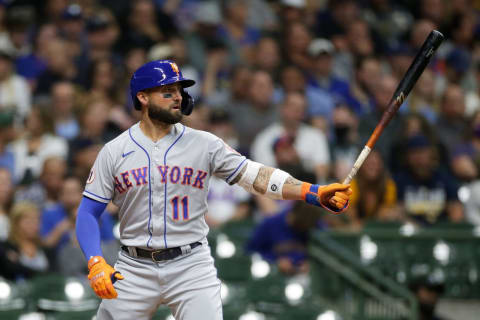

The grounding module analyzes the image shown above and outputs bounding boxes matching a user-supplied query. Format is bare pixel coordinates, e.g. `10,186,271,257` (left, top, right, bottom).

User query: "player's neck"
139,117,172,142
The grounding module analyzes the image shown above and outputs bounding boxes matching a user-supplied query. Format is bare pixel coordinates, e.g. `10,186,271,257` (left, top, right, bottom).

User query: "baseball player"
75,60,352,320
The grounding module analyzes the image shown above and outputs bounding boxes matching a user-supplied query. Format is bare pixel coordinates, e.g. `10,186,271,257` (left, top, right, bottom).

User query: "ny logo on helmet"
170,62,179,75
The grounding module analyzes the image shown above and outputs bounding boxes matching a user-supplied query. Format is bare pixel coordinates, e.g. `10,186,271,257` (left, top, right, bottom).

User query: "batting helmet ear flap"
180,89,194,115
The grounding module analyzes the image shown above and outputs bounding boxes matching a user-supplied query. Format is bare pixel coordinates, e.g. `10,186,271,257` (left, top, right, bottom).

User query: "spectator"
405,68,440,123
0,110,16,177
254,134,316,216
307,38,351,110
361,0,413,47
86,58,122,105
85,58,134,131
0,167,13,241
275,64,335,133
206,64,252,111
184,1,224,74
419,0,447,29
58,4,87,60
358,74,404,165
41,176,115,254
59,4,86,40
247,201,326,276
283,22,313,71
69,100,117,181
200,43,229,99
279,0,307,26
444,48,471,88
345,19,375,58
9,105,68,185
246,0,278,31
0,50,32,125
120,0,176,52
330,103,360,183
465,64,480,116
409,19,437,52
347,55,382,115
315,0,360,40
389,113,449,173
453,112,480,226
435,84,469,157
253,36,281,78
34,38,80,96
121,46,147,114
394,134,464,226
386,43,415,86
15,23,57,90
252,91,330,183
15,156,67,211
0,6,33,57
230,70,277,152
348,150,400,229
51,81,80,140
0,202,54,281
218,0,260,65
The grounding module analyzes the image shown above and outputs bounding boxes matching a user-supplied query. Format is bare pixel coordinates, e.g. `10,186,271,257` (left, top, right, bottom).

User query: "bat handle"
342,146,372,184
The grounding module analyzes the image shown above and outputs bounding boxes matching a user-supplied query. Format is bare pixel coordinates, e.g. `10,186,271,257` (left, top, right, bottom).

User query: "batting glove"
301,182,352,214
87,256,124,299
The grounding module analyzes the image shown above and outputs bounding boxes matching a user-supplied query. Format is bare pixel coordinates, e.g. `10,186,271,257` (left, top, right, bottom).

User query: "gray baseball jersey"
83,122,247,249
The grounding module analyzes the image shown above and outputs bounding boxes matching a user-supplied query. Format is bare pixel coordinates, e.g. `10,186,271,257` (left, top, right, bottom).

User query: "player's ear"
137,91,149,106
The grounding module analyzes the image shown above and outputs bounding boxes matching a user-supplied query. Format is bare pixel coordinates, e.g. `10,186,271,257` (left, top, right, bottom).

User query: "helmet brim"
178,79,195,88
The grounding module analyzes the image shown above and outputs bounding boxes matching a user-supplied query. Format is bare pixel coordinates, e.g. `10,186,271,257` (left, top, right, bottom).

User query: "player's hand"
87,256,124,299
301,182,352,214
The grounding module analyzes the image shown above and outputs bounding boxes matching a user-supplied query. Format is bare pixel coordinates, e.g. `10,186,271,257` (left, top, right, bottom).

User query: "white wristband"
266,169,290,200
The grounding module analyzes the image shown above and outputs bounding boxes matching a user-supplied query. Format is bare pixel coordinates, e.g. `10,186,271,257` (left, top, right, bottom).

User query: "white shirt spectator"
9,134,68,183
0,74,31,123
251,123,330,175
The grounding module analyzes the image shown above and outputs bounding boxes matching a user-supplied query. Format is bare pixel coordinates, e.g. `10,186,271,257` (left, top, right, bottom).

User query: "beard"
147,103,183,124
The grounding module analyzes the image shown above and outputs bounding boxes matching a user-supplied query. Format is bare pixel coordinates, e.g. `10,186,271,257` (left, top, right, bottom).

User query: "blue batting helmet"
130,60,196,114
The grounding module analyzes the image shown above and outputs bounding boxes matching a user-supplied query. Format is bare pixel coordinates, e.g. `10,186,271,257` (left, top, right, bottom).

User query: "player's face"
145,83,183,124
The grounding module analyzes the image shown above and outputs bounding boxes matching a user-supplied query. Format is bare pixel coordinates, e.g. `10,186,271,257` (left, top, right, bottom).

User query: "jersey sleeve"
209,137,247,184
83,145,114,203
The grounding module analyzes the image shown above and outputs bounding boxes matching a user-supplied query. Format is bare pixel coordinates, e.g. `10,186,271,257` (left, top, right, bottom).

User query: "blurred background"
0,0,480,319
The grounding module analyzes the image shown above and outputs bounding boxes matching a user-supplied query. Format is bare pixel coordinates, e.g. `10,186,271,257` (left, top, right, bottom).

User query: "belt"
121,242,202,262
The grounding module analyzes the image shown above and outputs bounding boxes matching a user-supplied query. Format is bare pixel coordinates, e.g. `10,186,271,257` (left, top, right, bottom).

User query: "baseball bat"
342,30,444,185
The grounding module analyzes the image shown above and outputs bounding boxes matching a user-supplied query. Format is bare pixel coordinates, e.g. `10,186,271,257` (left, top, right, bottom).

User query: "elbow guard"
237,160,262,195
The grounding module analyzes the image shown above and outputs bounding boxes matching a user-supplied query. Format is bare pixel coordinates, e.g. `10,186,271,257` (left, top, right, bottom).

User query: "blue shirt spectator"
247,201,326,275
394,135,463,225
41,203,115,252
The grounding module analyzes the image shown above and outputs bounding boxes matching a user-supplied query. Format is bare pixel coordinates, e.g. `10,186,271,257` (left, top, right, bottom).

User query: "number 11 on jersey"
171,196,189,220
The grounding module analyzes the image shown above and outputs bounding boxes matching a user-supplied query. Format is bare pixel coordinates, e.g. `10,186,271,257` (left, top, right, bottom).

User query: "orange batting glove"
87,256,124,299
301,182,352,214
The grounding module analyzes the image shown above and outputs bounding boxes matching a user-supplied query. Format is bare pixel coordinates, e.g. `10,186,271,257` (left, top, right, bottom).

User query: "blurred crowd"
1,0,480,282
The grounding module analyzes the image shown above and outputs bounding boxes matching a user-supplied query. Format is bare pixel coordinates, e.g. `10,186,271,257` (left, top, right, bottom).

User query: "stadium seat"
27,274,99,313
215,255,252,282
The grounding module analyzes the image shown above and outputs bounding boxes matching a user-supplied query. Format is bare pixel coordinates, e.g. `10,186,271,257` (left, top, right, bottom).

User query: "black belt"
121,242,202,262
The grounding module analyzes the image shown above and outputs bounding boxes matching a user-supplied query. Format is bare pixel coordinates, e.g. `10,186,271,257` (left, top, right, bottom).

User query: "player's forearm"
234,160,351,213
252,166,304,200
76,196,107,259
